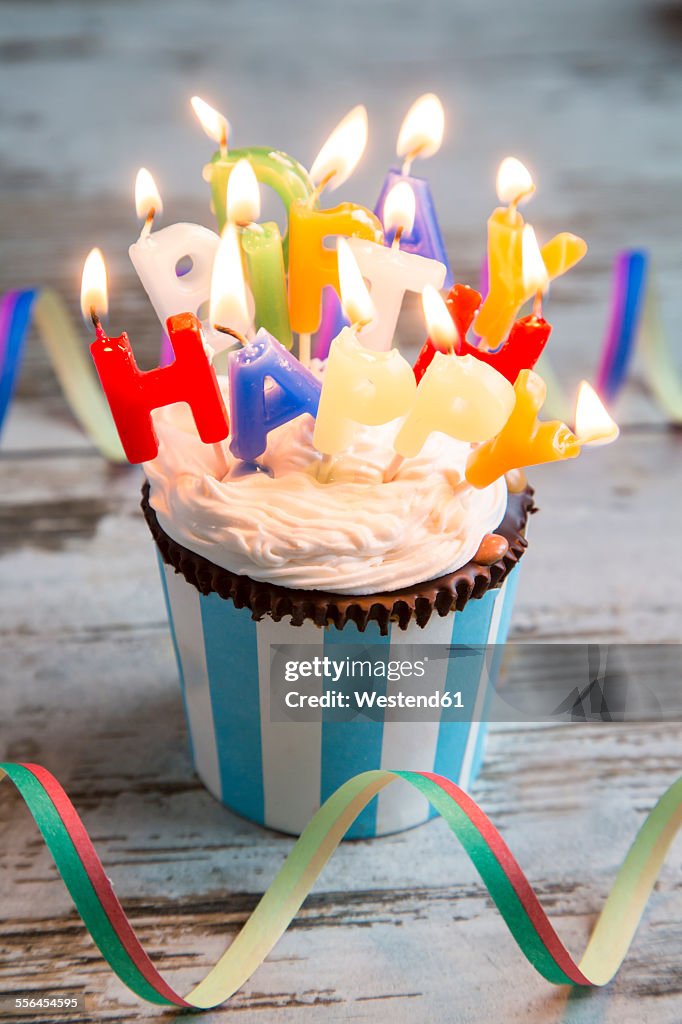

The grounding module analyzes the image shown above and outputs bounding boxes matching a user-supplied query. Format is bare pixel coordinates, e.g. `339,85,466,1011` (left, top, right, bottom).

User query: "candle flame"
396,93,445,161
80,248,108,322
421,285,457,351
309,105,368,191
383,180,416,237
134,167,163,221
496,156,535,206
574,381,620,446
190,95,230,148
209,223,250,336
338,237,374,328
226,158,261,225
522,224,549,296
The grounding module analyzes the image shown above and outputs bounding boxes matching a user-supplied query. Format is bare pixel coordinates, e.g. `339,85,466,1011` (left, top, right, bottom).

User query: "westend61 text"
284,690,465,710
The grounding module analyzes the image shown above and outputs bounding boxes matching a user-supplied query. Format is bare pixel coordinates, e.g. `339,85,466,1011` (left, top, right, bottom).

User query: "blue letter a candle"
228,329,321,462
375,169,453,289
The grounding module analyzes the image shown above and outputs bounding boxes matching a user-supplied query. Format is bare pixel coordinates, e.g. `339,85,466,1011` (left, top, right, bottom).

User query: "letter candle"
385,287,515,481
128,168,225,352
473,157,535,350
288,106,384,365
192,95,314,263
414,225,553,385
82,248,229,465
474,157,587,350
414,283,553,385
347,180,446,352
465,369,581,489
226,158,292,348
313,239,416,482
209,224,320,466
374,94,453,287
228,330,321,463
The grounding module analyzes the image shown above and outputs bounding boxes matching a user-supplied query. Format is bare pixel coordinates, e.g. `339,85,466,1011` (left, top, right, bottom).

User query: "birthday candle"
474,157,587,349
413,229,554,384
226,158,292,348
192,96,313,264
208,223,319,464
127,168,224,350
82,249,229,464
394,287,514,457
313,240,416,459
347,180,446,352
288,106,384,348
374,94,453,287
473,157,535,350
228,330,321,462
465,369,581,488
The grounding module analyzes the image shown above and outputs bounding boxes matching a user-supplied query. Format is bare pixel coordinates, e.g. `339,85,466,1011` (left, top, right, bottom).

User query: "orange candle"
288,201,383,333
465,369,581,488
288,105,383,339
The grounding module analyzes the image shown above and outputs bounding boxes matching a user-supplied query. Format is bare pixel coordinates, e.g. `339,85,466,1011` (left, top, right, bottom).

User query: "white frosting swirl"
145,381,507,595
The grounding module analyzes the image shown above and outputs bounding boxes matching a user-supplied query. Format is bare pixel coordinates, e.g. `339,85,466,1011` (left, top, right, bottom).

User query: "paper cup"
157,554,521,839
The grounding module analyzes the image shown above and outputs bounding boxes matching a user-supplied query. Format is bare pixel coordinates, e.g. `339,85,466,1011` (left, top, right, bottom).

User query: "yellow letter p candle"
394,352,515,458
313,330,416,455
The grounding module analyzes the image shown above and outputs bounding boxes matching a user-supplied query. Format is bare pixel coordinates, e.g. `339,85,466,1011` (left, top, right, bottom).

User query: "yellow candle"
474,157,587,349
465,369,581,489
313,328,416,455
288,201,383,334
393,351,515,458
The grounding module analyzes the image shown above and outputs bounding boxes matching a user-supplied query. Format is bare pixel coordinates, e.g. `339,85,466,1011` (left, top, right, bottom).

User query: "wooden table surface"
1,1,681,1021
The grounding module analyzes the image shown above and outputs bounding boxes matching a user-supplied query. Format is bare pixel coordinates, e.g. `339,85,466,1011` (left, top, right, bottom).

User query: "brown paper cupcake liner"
142,481,535,635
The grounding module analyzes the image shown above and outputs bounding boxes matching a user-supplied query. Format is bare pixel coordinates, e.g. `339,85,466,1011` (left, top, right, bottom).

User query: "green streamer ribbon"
1,762,681,1010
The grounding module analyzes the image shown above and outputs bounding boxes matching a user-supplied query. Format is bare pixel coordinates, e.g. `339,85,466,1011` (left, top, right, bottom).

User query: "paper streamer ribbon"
0,289,125,461
2,762,681,1010
1,250,680,463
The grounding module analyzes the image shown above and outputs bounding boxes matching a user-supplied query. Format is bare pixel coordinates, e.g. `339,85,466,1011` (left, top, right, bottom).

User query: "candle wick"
139,208,155,241
310,169,337,204
237,219,264,233
509,183,536,217
401,143,425,177
219,129,228,160
532,290,543,319
350,318,372,334
90,307,106,340
391,225,404,251
215,324,248,346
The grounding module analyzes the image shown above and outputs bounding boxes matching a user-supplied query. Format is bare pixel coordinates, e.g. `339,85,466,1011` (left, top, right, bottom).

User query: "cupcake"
82,105,611,839
142,402,533,837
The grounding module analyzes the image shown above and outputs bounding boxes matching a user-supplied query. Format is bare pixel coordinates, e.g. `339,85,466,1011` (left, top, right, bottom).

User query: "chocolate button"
473,533,509,565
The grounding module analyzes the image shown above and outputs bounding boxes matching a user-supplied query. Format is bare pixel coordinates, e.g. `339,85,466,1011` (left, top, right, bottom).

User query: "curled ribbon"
0,250,679,463
0,289,125,461
2,761,681,1009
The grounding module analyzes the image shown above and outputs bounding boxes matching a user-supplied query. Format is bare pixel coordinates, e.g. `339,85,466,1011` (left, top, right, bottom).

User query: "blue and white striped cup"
157,557,520,838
